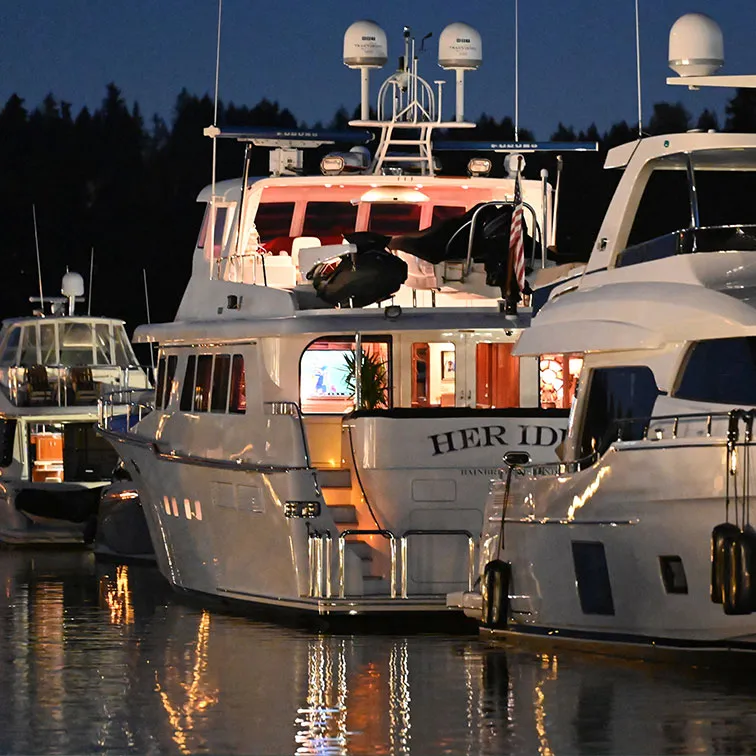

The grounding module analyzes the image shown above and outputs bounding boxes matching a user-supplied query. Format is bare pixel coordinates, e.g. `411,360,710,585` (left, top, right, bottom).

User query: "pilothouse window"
302,202,357,238
579,366,658,458
676,337,756,405
254,202,295,242
368,203,422,235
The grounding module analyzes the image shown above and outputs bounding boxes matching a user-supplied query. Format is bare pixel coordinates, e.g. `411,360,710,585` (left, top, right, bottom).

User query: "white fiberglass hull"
480,437,756,651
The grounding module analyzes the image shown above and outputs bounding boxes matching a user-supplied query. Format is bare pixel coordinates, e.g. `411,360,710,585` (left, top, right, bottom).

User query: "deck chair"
70,366,99,405
26,365,54,405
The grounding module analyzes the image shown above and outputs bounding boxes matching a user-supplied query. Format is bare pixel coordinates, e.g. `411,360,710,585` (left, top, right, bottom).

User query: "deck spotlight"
467,157,491,177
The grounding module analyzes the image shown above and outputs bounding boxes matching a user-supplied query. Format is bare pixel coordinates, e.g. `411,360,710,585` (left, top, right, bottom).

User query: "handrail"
463,200,542,279
337,529,397,599
399,529,476,598
308,529,333,598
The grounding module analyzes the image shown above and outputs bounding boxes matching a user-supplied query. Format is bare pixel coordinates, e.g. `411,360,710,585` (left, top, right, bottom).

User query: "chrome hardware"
337,529,398,599
503,450,531,467
399,529,476,598
284,501,321,518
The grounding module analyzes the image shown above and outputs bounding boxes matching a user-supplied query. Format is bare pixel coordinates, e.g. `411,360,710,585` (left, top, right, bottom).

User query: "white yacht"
0,272,151,544
455,14,756,655
98,22,592,625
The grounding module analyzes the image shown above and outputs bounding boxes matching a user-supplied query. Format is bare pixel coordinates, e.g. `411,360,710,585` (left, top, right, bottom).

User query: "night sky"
1,0,754,140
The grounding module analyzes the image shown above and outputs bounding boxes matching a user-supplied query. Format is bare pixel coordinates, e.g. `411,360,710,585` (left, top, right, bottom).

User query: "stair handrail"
337,528,397,599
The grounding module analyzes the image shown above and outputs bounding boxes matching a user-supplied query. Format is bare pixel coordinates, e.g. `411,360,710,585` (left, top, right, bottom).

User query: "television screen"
301,349,353,401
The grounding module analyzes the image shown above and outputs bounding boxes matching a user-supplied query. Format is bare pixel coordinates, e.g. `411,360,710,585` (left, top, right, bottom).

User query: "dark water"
2,551,756,755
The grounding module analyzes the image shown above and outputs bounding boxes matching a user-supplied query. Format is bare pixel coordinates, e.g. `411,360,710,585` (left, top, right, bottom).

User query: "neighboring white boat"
0,271,151,544
455,13,756,655
98,22,593,626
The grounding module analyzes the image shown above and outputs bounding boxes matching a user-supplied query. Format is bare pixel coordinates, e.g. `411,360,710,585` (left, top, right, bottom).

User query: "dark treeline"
2,84,756,333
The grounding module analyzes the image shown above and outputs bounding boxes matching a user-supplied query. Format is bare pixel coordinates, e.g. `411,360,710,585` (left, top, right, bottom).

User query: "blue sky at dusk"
1,1,754,139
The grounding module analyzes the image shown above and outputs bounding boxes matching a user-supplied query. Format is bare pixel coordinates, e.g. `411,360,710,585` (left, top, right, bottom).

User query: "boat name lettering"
429,424,566,456
460,468,500,476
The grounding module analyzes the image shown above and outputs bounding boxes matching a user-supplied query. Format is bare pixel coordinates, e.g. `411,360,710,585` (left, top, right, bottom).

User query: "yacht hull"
480,437,756,652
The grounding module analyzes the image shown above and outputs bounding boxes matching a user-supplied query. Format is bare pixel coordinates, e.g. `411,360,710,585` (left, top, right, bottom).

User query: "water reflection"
2,550,756,753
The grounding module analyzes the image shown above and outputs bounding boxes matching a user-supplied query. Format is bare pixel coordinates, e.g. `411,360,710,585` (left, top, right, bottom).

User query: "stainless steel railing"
308,526,477,600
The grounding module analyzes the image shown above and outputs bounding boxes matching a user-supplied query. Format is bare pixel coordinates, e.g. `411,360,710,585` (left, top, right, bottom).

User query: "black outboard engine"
389,203,531,297
306,232,408,308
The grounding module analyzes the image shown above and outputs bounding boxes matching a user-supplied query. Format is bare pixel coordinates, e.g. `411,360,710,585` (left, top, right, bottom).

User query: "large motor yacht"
456,13,756,655
98,22,592,625
0,272,151,544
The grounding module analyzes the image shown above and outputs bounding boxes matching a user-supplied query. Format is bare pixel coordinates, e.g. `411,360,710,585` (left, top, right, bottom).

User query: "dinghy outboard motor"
389,202,529,296
307,232,408,307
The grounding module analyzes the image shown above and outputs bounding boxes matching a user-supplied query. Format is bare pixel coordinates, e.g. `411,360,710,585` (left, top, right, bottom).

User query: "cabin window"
230,355,246,414
194,355,213,412
578,366,658,458
302,202,357,238
626,169,692,248
475,343,520,409
0,419,16,467
694,169,756,228
19,326,38,366
675,337,756,405
180,355,197,411
113,328,134,367
39,323,57,364
368,203,422,235
430,205,466,226
254,202,295,242
155,357,166,409
60,322,94,365
572,541,615,615
540,354,583,409
94,323,112,364
155,355,178,410
28,423,64,482
211,354,231,412
0,326,21,364
196,205,229,253
164,355,178,408
410,342,455,408
300,336,391,414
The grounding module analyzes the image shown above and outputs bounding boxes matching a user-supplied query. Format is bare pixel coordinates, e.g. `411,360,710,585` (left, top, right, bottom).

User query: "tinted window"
368,204,422,234
194,355,213,412
579,366,658,458
155,357,166,410
0,327,21,364
180,355,196,411
676,337,756,405
302,202,357,237
255,202,295,242
211,354,231,412
626,170,690,247
230,355,246,414
19,326,38,366
431,205,466,225
212,207,228,257
164,355,178,408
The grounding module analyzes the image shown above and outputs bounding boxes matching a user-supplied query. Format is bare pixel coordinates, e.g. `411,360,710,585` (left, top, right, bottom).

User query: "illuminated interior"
300,337,390,414
475,342,520,409
30,424,64,482
411,342,456,407
539,354,583,409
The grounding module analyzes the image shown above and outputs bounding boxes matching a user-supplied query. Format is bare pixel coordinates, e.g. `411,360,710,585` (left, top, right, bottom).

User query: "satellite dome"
668,13,723,77
61,271,85,298
438,23,482,70
344,20,388,69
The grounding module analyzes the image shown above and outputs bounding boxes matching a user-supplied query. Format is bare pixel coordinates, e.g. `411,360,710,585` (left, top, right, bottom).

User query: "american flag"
509,170,526,292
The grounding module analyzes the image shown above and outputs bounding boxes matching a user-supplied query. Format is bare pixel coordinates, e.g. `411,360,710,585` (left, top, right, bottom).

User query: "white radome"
61,271,85,297
668,13,724,77
343,20,388,69
438,22,482,70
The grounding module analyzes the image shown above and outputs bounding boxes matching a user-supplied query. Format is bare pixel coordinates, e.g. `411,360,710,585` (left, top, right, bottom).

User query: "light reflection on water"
2,550,756,754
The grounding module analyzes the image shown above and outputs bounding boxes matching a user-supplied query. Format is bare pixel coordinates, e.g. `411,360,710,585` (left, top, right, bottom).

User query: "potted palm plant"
344,350,388,410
